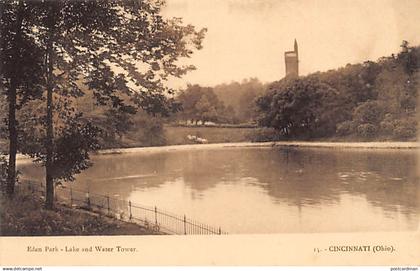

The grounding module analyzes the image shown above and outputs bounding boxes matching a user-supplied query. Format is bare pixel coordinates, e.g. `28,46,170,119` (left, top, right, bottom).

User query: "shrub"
392,119,417,139
336,120,356,136
353,101,385,125
379,120,395,135
246,128,283,142
357,123,378,138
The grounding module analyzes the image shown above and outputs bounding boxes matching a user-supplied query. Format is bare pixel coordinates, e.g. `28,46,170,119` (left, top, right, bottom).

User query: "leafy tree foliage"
173,79,267,125
0,0,44,195
256,78,337,138
256,41,419,140
70,91,168,148
176,84,229,124
352,101,384,125
1,0,205,207
103,109,134,140
214,78,267,123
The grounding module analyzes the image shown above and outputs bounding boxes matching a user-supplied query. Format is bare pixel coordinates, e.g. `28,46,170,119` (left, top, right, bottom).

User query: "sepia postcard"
0,0,419,268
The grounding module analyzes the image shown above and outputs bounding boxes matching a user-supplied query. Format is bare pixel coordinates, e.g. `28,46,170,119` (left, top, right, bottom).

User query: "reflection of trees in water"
251,148,418,216
18,153,172,200
176,148,419,217
179,150,242,190
333,151,419,216
229,148,343,207
76,153,172,199
18,148,419,218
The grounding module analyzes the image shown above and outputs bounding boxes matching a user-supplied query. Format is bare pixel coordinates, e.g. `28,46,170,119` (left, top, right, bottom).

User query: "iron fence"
20,180,227,235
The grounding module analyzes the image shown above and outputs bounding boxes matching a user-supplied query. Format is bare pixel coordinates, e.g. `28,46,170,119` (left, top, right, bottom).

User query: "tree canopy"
176,84,230,124
214,78,267,123
1,0,206,206
256,41,419,140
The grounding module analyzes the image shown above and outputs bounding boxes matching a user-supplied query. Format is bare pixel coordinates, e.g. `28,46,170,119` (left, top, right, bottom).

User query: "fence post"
70,188,73,207
154,206,158,226
129,201,132,220
183,215,187,235
107,195,110,215
219,227,221,235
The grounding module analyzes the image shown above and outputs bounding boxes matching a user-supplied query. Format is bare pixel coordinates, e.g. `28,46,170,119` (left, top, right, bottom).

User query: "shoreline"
13,141,419,161
98,141,420,155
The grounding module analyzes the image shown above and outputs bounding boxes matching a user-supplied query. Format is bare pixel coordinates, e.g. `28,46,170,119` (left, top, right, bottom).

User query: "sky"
161,0,420,88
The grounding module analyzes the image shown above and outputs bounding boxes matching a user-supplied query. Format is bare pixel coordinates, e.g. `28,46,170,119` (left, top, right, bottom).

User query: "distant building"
284,39,299,78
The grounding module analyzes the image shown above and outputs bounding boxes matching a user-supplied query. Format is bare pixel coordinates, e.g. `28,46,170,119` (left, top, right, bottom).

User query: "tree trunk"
45,33,54,209
6,1,24,196
6,80,17,196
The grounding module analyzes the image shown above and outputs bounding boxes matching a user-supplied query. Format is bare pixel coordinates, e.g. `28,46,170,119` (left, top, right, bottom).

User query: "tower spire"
294,39,298,55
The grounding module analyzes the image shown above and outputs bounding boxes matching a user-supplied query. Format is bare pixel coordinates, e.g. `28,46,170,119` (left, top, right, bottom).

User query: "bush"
353,101,385,125
246,128,283,142
357,123,378,138
392,119,417,139
336,120,356,136
379,120,394,135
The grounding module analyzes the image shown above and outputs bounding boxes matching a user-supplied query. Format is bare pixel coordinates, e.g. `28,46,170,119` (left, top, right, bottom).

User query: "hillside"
256,42,419,141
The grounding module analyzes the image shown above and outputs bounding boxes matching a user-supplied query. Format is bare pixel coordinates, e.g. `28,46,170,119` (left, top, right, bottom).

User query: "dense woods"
170,41,418,142
175,84,235,124
256,42,419,140
173,78,267,125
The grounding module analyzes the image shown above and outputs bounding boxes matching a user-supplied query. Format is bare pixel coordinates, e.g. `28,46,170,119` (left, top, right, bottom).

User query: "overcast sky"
161,0,420,88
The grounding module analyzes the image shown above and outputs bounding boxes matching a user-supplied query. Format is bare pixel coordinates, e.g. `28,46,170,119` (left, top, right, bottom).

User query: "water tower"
284,39,299,78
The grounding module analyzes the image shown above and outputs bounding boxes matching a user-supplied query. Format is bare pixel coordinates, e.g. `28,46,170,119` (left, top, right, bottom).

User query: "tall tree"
256,78,337,138
16,0,205,209
0,0,44,196
177,84,227,124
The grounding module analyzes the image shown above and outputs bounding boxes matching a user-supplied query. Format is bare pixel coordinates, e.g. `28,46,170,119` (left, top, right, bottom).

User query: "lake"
18,146,420,234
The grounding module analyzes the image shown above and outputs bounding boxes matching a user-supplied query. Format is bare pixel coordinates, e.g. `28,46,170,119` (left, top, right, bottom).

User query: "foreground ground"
0,190,160,236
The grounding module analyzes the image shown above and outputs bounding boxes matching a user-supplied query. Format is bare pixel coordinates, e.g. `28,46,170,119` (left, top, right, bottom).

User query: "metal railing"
20,180,227,235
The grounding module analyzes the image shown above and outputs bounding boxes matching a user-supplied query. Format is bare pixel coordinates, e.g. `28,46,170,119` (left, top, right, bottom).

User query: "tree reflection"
18,147,419,221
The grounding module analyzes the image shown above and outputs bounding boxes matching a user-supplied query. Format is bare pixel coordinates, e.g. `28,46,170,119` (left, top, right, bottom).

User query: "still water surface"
19,147,419,233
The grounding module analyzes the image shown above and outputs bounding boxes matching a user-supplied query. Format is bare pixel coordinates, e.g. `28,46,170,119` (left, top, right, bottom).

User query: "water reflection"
18,147,419,233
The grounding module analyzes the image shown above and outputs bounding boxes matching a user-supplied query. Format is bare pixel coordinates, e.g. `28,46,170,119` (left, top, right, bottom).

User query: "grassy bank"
164,125,256,145
0,190,161,236
2,126,417,157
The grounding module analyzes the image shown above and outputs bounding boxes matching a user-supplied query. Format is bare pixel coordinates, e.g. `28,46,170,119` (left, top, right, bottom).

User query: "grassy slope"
0,190,160,236
164,125,257,145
